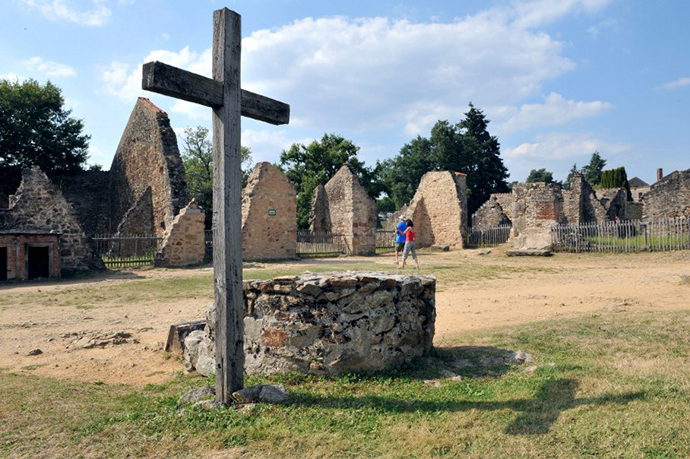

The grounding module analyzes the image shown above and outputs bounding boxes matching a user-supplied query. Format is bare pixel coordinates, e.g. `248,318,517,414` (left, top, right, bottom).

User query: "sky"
1,0,688,185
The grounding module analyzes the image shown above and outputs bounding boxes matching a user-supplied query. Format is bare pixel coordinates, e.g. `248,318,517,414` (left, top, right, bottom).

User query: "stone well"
184,271,436,376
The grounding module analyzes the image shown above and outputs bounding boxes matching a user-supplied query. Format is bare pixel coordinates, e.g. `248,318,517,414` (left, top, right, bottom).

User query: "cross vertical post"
212,8,244,403
141,7,289,406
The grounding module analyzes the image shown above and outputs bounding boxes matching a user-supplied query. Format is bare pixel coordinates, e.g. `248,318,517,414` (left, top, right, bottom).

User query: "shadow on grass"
291,379,645,436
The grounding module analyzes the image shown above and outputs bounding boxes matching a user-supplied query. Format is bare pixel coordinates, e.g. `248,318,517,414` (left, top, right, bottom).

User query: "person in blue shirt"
395,215,407,267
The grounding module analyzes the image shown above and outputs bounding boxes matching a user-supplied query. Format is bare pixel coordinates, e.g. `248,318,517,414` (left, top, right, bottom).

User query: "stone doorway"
0,247,7,281
27,245,50,279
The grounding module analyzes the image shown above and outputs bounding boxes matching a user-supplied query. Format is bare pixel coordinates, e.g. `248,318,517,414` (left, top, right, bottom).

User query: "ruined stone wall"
511,183,565,250
241,162,297,261
54,171,111,236
626,202,643,220
109,98,189,237
309,184,331,233
595,188,627,220
156,200,205,267
406,171,467,248
184,272,436,377
642,169,690,219
0,233,60,280
323,164,377,255
115,187,154,235
3,168,103,273
472,195,511,229
493,193,514,221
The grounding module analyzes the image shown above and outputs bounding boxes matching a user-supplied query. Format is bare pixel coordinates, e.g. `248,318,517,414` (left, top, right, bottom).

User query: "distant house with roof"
628,177,650,202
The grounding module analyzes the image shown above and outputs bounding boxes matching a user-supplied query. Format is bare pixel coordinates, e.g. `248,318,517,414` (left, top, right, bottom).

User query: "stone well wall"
184,272,436,377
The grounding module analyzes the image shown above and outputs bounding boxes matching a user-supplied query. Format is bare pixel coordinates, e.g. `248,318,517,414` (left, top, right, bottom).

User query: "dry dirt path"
1,250,688,386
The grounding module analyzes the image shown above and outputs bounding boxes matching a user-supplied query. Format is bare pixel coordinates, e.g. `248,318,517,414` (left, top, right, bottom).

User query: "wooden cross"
141,8,290,405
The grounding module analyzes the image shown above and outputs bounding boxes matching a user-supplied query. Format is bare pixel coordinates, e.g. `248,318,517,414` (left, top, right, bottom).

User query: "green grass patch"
2,310,689,458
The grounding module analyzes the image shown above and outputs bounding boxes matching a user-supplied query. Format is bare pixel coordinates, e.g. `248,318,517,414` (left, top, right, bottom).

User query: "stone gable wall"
3,168,103,273
156,200,205,267
406,171,467,248
53,171,111,236
309,184,331,233
184,272,436,377
241,162,297,260
642,169,690,219
322,164,377,255
115,187,154,235
109,98,189,237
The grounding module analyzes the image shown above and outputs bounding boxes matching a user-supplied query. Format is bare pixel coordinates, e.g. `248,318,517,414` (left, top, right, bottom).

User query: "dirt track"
1,249,689,386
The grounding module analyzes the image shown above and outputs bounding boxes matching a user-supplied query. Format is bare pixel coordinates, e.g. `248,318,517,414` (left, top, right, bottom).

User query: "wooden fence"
466,224,512,248
92,234,161,268
296,230,346,258
376,230,396,253
551,217,690,253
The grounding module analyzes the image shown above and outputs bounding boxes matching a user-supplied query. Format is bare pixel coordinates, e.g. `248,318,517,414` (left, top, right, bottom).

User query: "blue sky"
1,0,688,185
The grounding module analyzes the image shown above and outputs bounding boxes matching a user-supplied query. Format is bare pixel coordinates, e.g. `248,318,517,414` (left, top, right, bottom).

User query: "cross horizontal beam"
142,61,290,125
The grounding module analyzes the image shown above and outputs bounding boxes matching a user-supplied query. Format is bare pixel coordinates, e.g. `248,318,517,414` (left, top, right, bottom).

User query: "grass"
0,256,555,309
2,310,690,458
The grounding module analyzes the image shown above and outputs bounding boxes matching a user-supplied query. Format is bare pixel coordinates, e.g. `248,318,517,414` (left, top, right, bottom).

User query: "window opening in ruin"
0,247,7,281
27,246,50,279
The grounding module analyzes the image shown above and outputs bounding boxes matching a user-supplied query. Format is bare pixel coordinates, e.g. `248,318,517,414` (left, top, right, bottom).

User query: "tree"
563,163,580,190
581,151,607,187
598,166,632,200
378,103,510,218
279,133,382,229
526,168,554,184
181,126,252,228
0,78,90,194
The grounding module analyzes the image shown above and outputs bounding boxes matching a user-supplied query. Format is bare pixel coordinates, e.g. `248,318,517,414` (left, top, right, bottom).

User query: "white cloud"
0,73,21,82
105,1,612,137
497,92,613,132
511,0,614,29
242,129,314,163
100,47,211,102
503,132,630,160
587,18,618,37
659,77,690,90
241,14,575,133
24,57,76,77
18,0,111,26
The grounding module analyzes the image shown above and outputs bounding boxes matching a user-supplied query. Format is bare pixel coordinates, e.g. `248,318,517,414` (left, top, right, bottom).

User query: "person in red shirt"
400,219,419,269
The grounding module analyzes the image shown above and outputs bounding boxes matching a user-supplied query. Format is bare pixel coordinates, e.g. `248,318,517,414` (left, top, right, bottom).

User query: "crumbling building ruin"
642,168,690,219
405,171,468,249
241,162,297,261
0,168,104,280
310,164,377,255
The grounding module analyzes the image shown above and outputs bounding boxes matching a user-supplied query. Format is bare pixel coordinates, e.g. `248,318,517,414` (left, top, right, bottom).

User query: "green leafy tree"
181,126,252,228
563,163,580,190
0,78,90,194
598,166,632,200
279,133,382,229
581,151,607,187
526,168,554,184
378,104,509,218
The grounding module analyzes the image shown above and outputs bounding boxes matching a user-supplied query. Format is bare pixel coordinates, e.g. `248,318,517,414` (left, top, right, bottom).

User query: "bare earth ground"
1,249,689,387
